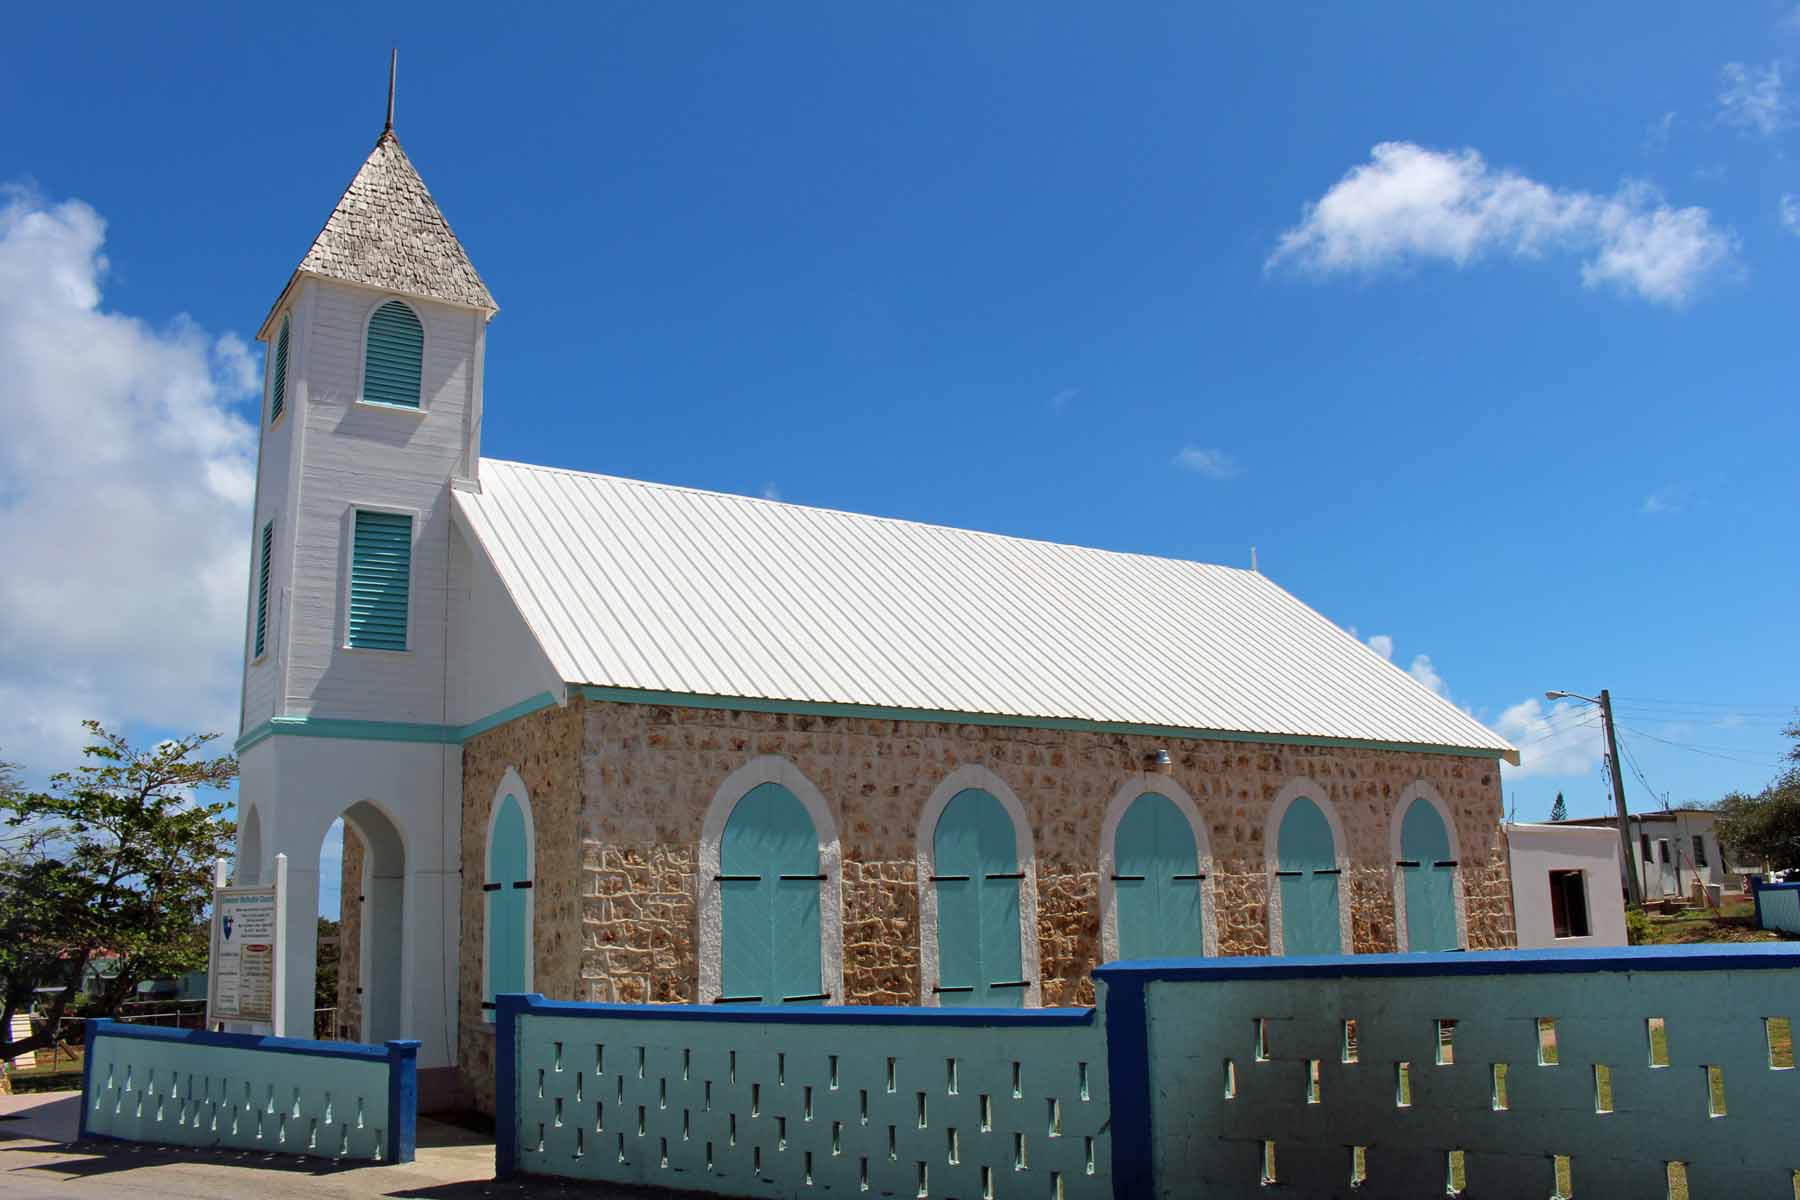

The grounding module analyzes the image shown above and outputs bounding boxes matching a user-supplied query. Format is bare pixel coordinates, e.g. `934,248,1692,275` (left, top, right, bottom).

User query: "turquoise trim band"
235,691,559,754
574,685,1513,762
235,684,1512,764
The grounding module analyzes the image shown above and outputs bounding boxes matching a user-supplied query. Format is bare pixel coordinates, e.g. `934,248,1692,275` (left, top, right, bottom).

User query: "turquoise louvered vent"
269,316,290,424
348,510,412,651
363,300,423,408
253,520,273,659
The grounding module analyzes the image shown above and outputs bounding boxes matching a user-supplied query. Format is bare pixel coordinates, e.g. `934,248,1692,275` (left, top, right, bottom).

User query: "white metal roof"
455,459,1517,759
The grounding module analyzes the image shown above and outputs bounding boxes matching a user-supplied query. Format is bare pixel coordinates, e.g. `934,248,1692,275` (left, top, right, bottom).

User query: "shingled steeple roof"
289,129,497,314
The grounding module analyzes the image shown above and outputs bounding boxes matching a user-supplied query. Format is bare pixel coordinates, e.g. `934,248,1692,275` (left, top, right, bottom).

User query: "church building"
230,114,1521,1106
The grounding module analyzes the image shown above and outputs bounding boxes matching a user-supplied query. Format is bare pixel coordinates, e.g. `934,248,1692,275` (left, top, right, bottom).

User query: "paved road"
0,1093,709,1199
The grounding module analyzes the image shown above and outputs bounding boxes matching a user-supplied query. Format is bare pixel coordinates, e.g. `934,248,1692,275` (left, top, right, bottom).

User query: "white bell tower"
232,57,497,1083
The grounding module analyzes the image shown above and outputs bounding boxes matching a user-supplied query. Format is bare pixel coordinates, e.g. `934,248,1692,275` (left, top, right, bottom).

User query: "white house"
1505,823,1627,949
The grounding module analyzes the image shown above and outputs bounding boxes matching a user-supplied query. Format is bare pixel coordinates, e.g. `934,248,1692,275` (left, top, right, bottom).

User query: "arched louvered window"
1398,798,1459,952
1113,792,1204,959
269,315,290,424
932,789,1026,1008
362,300,424,408
1277,797,1342,956
718,783,824,1004
483,789,533,1020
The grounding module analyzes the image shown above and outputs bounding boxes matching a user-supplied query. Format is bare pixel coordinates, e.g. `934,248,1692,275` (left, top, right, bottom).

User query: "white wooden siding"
270,278,487,724
447,522,562,727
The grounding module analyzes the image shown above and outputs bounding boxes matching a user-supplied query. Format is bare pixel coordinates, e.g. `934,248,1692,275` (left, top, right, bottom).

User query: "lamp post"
1546,688,1643,908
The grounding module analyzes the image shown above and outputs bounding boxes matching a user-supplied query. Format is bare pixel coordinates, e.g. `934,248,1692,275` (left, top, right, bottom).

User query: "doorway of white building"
316,803,407,1046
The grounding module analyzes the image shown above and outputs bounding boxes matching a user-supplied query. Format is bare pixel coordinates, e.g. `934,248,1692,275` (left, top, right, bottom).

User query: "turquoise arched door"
1114,792,1204,959
933,789,1026,1008
720,783,824,1004
485,793,531,1015
1399,799,1459,952
1277,797,1341,956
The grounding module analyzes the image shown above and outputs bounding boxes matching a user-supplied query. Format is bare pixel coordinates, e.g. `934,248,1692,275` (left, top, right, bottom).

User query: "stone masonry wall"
335,822,365,1042
458,696,1513,1108
458,702,583,1112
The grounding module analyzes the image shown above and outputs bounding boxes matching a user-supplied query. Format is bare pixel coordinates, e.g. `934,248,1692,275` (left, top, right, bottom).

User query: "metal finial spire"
385,48,397,134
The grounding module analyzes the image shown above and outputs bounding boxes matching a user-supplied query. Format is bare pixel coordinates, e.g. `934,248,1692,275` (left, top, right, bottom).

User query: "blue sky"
2,4,1797,918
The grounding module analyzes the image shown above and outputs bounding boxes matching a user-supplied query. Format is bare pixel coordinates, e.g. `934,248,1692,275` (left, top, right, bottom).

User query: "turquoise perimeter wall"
80,1020,417,1163
1099,945,1800,1199
498,945,1800,1199
1754,881,1800,936
496,995,1110,1197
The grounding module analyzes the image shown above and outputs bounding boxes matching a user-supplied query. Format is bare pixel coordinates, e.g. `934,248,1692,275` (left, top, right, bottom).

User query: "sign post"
206,852,285,1033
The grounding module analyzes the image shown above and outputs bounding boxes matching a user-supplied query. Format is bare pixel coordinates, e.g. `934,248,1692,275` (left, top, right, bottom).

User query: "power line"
1515,713,1601,747
1612,727,1664,806
1615,696,1796,713
1614,723,1789,769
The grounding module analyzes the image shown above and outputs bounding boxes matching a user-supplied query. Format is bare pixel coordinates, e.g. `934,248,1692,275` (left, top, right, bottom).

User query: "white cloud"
1267,141,1737,306
1718,62,1788,135
760,482,781,501
1641,489,1683,515
1050,387,1079,413
1494,697,1607,778
1782,194,1800,235
1644,110,1676,154
0,186,256,775
1407,653,1448,698
1173,447,1241,479
1366,634,1394,661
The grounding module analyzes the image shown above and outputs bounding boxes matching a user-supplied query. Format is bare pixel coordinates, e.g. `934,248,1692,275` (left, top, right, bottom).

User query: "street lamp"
1545,688,1642,907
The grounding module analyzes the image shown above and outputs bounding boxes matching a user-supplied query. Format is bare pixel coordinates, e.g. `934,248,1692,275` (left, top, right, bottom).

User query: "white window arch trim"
482,767,536,1022
697,756,844,1006
915,764,1042,1008
1263,778,1354,957
1388,780,1469,952
1098,774,1218,962
354,294,430,413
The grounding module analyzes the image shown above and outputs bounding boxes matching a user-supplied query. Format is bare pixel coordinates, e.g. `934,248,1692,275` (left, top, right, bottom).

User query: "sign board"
208,884,279,1026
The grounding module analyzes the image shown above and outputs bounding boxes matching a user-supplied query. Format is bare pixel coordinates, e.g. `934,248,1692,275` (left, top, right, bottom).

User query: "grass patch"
1629,897,1796,946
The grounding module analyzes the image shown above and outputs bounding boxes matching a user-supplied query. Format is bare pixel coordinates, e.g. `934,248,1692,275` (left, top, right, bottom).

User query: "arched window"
1397,796,1460,952
1276,796,1342,956
719,783,824,1004
362,300,423,408
269,315,290,424
1113,792,1204,959
483,782,534,1020
932,789,1027,1007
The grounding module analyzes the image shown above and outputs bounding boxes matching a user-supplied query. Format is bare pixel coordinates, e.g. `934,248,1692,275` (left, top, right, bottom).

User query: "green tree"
0,723,235,1059
1549,792,1567,822
1712,716,1800,875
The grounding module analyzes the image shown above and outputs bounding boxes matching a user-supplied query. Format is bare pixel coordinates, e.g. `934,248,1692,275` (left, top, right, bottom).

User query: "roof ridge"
478,456,1258,576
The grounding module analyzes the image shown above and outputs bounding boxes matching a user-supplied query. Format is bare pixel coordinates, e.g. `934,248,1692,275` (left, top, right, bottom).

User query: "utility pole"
1598,689,1642,908
1545,687,1643,908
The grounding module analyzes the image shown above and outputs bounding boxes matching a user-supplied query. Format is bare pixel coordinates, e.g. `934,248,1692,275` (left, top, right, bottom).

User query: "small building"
227,111,1521,1105
1504,823,1627,948
1551,809,1747,902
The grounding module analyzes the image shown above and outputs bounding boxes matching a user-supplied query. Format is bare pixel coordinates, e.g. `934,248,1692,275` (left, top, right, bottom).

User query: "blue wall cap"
1092,942,1800,985
507,994,1097,1028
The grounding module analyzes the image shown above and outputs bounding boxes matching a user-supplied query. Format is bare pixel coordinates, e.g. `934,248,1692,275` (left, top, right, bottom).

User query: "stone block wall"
457,695,1514,1108
457,701,582,1111
335,822,364,1042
